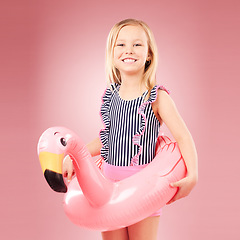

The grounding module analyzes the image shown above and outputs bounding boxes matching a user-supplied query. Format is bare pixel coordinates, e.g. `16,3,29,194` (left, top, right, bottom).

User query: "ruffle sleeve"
99,84,115,162
130,85,170,166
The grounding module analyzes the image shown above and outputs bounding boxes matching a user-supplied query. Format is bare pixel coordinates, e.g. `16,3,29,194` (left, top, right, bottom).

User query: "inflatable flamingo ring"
38,126,186,231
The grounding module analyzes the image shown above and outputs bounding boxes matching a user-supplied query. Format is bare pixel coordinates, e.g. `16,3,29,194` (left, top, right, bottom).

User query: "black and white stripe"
100,84,161,166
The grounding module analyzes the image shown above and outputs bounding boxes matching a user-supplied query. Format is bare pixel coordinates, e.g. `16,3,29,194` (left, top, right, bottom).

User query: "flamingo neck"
67,137,114,207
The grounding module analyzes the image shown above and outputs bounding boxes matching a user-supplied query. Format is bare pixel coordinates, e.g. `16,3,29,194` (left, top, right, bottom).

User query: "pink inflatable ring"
38,126,186,231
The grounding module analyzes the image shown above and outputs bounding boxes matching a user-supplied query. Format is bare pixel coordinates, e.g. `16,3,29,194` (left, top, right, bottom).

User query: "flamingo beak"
39,152,67,193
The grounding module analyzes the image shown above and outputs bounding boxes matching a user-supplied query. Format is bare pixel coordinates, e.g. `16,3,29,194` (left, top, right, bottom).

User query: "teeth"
123,58,136,63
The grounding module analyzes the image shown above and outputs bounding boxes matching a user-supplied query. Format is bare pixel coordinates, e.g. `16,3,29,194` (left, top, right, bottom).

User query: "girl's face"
113,25,150,78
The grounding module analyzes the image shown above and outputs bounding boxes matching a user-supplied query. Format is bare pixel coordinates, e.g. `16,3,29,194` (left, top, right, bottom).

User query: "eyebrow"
116,39,144,42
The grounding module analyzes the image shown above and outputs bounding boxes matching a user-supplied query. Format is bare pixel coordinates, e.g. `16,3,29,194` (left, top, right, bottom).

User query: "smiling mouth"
122,58,137,63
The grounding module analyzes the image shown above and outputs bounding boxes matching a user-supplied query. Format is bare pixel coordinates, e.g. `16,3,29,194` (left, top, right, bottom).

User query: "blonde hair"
105,19,158,91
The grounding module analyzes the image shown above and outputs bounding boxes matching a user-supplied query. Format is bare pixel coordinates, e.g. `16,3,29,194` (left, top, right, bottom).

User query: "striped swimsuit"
100,83,169,167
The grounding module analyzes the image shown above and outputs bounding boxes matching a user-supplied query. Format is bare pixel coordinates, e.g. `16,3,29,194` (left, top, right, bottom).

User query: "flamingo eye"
60,138,67,146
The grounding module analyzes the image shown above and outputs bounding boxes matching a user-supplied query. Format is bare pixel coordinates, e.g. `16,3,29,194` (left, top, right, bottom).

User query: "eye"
60,138,67,147
116,43,124,47
134,43,142,47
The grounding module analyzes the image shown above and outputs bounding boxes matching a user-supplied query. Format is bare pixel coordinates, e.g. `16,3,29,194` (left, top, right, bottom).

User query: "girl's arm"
86,137,102,157
153,90,198,204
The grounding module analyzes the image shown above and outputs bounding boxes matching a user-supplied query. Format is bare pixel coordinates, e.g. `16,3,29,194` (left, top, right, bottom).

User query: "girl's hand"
62,155,75,182
167,175,197,204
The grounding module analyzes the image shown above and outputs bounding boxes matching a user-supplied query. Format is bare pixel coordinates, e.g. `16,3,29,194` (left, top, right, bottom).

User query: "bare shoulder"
152,88,175,112
151,89,171,123
152,88,180,125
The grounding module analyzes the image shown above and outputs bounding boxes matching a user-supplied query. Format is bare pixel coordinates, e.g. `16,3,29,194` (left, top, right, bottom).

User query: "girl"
63,19,198,240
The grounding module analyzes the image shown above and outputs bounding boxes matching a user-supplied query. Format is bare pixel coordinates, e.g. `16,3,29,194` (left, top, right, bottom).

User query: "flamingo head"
37,127,73,193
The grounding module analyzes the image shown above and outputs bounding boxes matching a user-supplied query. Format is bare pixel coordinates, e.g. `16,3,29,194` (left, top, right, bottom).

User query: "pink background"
1,0,239,239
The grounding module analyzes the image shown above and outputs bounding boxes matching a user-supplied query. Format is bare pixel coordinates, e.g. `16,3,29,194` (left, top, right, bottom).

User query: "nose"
125,45,134,54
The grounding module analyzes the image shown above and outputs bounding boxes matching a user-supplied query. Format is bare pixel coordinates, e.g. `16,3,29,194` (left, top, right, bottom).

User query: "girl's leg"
127,216,160,240
101,227,129,240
